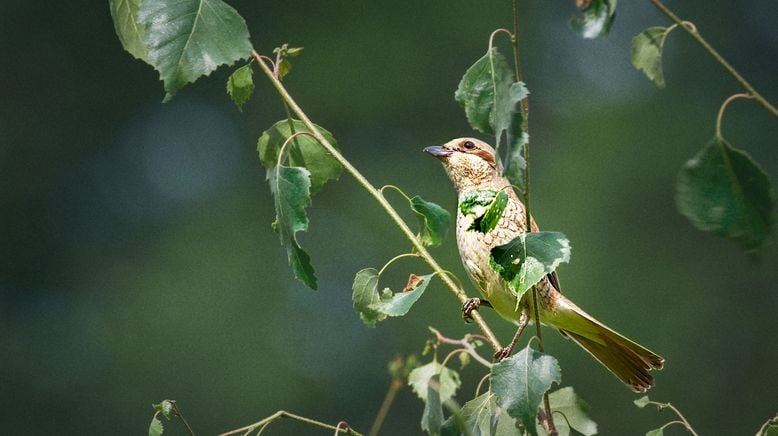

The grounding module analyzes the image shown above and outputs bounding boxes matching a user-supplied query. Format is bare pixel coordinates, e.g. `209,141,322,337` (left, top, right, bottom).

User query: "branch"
649,0,778,119
218,410,361,436
252,51,503,353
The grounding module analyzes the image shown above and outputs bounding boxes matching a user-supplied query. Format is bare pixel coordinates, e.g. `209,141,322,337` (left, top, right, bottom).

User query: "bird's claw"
462,298,481,323
494,346,514,361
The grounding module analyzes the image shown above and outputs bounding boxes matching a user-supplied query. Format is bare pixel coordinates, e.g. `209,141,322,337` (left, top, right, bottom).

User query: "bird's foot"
494,346,515,361
462,298,491,323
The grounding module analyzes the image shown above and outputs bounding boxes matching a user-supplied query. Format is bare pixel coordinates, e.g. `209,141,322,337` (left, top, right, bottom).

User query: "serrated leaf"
455,48,529,186
369,273,433,317
633,396,651,408
645,428,664,436
422,374,445,435
489,232,571,301
676,136,775,251
269,165,317,289
570,0,617,39
631,27,670,88
138,0,252,102
409,361,461,404
227,63,254,110
258,120,343,194
441,392,499,436
538,387,597,436
491,346,561,436
411,196,451,247
152,401,173,419
149,416,164,436
460,190,509,234
109,0,149,63
352,268,386,327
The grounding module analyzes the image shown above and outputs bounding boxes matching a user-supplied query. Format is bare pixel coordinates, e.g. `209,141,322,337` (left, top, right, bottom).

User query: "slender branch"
219,410,361,436
649,0,778,118
170,401,196,436
430,327,494,368
663,403,699,436
716,93,754,138
368,379,403,436
253,50,503,352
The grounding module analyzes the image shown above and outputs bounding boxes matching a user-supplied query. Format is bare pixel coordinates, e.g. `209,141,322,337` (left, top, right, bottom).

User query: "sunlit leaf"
409,361,461,404
491,345,561,436
676,137,774,251
570,0,617,39
422,374,445,435
152,401,174,419
440,392,502,436
538,387,597,436
460,189,509,234
489,232,571,301
269,165,317,289
109,0,149,63
369,273,433,317
227,63,254,110
631,27,671,88
645,428,664,436
352,268,386,326
138,0,252,102
411,196,451,247
148,416,164,436
257,120,342,194
633,396,651,409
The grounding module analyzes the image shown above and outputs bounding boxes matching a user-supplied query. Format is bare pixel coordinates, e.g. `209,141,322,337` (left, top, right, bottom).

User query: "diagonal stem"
253,51,503,353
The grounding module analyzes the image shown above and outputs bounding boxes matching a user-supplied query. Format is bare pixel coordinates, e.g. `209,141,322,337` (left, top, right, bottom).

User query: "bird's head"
424,137,503,192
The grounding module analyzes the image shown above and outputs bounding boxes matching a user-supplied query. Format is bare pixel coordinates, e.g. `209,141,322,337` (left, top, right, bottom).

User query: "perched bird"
425,137,664,392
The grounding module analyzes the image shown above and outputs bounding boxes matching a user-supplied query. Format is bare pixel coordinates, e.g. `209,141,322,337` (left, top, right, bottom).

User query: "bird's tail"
544,295,664,393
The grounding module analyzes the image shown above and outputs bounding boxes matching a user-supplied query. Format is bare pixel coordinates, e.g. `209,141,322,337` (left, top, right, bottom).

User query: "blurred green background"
2,1,777,434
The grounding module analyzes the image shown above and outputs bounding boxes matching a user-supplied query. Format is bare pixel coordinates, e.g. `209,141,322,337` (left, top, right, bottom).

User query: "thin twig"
219,410,361,436
253,50,503,353
430,327,494,368
649,0,778,119
170,401,196,436
716,93,754,138
368,379,403,436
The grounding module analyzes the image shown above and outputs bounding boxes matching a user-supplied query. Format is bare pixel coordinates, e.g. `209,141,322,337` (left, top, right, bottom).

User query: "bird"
424,137,664,392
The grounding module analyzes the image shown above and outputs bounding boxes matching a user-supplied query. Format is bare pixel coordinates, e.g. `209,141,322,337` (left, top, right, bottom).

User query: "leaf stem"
170,401,196,436
649,0,778,118
219,410,361,436
715,93,754,139
368,379,403,436
378,252,421,277
253,50,503,352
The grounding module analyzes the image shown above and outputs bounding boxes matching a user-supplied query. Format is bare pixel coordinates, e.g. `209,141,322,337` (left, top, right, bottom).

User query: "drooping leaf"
631,27,671,88
257,120,342,194
227,63,255,110
440,392,503,436
537,387,597,436
422,374,445,435
138,0,252,102
633,396,651,409
570,0,617,39
459,190,509,234
269,165,317,289
491,346,561,435
109,0,149,63
148,415,164,436
411,196,451,247
676,137,775,251
489,232,571,301
409,361,461,404
352,268,386,327
455,48,529,184
369,273,433,317
152,401,174,419
645,429,664,436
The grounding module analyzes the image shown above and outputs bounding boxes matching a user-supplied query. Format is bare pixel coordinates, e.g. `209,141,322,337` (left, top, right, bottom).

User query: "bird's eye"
463,141,476,150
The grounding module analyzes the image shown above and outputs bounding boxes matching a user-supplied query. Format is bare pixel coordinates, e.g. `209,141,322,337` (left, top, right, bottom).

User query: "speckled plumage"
426,137,664,392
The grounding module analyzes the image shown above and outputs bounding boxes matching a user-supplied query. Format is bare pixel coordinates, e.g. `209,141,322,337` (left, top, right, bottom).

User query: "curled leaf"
352,268,385,326
227,63,255,110
459,189,509,234
411,196,451,247
631,27,672,88
570,0,617,39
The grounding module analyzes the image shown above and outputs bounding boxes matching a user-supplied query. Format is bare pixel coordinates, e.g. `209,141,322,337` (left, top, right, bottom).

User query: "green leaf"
109,0,149,63
409,361,461,404
352,268,386,327
645,428,664,436
441,392,496,436
269,165,317,289
227,63,254,110
459,190,509,234
538,387,597,436
489,232,571,301
369,273,433,317
149,415,164,436
138,0,252,102
633,396,651,409
257,120,343,194
152,401,173,419
570,0,617,39
422,374,445,435
491,345,561,435
676,137,775,251
411,196,451,247
631,27,671,88
455,48,529,184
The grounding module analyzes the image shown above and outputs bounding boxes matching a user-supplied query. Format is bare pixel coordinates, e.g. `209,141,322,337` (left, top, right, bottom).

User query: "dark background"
2,1,777,434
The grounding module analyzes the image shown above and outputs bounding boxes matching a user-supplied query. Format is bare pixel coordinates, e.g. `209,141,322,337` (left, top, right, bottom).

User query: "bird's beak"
423,145,453,158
